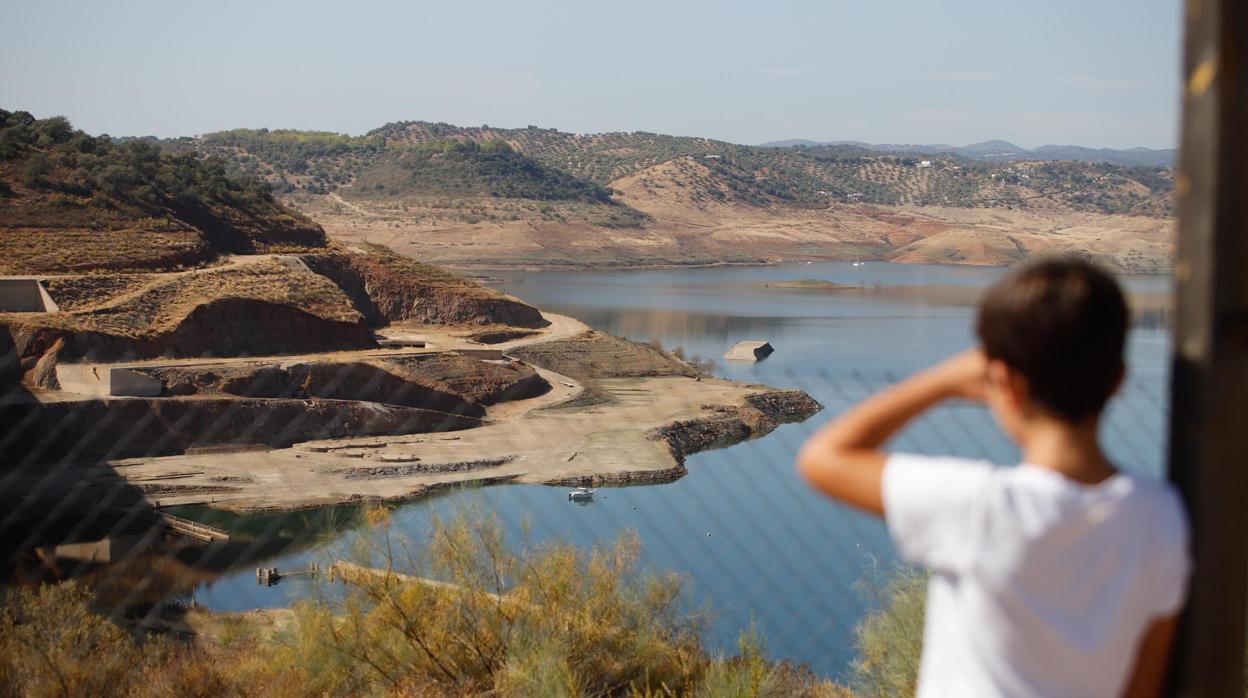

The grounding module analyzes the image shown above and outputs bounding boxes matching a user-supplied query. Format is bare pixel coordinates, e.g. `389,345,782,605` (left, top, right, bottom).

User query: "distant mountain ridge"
758,138,1175,168
173,120,1172,218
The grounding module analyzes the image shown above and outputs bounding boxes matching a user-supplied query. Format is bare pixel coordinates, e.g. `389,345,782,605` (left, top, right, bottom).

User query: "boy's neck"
1019,416,1117,485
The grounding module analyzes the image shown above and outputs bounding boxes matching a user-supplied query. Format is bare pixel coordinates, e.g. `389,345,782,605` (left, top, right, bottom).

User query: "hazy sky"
1,0,1182,148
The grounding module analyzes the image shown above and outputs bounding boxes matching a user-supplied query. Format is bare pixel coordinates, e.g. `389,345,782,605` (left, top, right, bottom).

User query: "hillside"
759,137,1176,168
0,110,329,274
348,139,614,203
151,118,1175,272
185,119,1173,217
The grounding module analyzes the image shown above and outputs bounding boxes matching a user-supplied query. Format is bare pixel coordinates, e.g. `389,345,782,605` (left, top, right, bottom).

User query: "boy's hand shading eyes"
927,349,989,402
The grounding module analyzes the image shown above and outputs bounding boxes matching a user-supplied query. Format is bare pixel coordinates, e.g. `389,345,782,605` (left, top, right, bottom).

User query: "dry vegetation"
0,227,211,275
172,118,1173,273
508,330,698,382
384,353,548,405
0,110,329,275
0,510,855,697
14,260,361,338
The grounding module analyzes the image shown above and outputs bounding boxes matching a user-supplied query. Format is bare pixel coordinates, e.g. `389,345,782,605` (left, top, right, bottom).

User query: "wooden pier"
152,511,230,543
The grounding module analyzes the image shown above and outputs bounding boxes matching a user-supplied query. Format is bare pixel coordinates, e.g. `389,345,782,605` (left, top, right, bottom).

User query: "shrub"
0,509,848,696
20,151,50,186
845,566,927,698
0,582,140,697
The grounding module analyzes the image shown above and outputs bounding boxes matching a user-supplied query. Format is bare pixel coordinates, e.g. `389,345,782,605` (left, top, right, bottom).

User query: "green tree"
20,151,50,186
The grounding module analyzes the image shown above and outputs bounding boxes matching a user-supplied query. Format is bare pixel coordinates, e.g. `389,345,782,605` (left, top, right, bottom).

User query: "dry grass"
301,159,1172,273
508,331,698,381
18,260,362,338
0,227,212,275
843,566,927,698
41,273,158,311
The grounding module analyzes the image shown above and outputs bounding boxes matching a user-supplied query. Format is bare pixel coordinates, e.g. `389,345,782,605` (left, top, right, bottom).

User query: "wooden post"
1168,0,1248,695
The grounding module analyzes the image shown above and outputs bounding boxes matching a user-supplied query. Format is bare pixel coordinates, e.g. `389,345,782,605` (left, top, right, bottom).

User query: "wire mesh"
0,349,1169,681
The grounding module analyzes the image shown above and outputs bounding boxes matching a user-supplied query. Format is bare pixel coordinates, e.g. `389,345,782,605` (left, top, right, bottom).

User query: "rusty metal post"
1168,0,1248,695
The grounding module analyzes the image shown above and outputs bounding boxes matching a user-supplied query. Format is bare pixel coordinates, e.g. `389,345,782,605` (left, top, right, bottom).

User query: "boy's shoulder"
1110,470,1189,537
885,453,1188,530
883,453,1190,573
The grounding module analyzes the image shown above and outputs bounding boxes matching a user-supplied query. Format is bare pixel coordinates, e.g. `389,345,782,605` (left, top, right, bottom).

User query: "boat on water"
568,487,596,501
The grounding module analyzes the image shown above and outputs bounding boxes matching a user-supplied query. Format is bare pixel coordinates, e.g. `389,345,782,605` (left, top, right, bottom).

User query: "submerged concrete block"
724,341,775,362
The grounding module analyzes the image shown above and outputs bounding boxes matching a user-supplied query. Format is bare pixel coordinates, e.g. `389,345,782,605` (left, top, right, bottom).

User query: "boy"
798,259,1190,697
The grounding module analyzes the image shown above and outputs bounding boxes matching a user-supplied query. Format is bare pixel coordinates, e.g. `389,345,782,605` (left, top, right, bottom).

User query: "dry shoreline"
3,312,822,517
102,376,820,513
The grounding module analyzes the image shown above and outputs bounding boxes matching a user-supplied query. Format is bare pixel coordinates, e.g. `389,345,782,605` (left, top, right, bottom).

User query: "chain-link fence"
0,354,1169,685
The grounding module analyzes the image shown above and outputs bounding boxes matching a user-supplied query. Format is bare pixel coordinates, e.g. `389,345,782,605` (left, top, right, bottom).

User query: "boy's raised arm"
796,350,987,516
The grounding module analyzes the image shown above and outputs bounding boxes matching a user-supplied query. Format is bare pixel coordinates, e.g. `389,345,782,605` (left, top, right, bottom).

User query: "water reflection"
3,503,372,614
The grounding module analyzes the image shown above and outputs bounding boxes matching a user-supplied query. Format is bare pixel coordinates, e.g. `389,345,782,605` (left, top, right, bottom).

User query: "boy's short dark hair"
976,257,1128,421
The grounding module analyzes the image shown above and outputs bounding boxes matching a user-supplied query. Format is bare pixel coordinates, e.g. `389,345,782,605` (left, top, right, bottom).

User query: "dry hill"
170,119,1175,273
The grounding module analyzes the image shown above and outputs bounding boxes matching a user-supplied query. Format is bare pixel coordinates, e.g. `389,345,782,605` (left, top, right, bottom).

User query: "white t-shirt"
882,454,1191,698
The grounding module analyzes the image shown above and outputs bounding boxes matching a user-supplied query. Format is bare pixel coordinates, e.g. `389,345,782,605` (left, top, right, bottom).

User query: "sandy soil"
286,161,1174,274
51,312,589,387
15,310,813,512
104,374,779,512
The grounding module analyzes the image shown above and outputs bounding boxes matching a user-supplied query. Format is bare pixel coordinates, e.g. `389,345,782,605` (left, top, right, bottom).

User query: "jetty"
153,511,230,543
257,563,320,586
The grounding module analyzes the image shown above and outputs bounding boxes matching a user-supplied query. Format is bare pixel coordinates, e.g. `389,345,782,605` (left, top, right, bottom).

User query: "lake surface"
189,262,1172,679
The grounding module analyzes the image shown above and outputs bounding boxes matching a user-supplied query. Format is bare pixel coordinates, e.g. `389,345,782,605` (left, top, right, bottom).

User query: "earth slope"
8,110,1172,275
0,110,327,274
191,120,1172,273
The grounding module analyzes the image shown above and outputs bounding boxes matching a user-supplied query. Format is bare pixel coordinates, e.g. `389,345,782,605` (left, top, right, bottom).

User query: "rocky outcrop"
507,331,697,380
545,465,689,488
744,390,825,423
548,389,823,488
648,389,823,465
301,250,547,328
140,361,484,418
0,397,483,465
1,298,378,376
29,337,62,389
649,410,759,460
384,354,551,406
334,455,517,480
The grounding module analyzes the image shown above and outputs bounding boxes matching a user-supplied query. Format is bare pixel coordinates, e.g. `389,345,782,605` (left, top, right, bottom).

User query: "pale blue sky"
1,0,1182,148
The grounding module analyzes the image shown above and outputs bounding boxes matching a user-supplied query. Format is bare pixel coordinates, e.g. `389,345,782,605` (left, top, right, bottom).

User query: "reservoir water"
187,262,1172,678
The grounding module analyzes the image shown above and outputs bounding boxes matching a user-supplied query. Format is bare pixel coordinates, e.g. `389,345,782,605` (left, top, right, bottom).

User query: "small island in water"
755,278,859,290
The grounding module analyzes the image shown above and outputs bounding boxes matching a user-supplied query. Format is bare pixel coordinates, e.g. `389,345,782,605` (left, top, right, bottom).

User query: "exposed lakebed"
183,262,1172,678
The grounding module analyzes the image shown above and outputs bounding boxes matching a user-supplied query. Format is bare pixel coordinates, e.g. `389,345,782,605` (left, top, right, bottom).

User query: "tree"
20,152,50,186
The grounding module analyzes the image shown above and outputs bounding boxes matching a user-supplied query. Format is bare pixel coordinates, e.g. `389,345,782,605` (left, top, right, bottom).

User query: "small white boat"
568,487,596,501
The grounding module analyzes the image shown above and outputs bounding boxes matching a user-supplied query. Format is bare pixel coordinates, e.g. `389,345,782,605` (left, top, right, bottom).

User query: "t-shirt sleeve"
882,453,994,572
1148,487,1192,618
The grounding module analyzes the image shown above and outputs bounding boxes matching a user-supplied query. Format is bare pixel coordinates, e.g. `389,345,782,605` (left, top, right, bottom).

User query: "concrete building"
55,364,163,397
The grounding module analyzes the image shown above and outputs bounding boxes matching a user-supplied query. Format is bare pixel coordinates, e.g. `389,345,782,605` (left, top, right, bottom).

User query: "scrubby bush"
0,582,140,697
0,508,845,697
0,109,274,210
844,566,927,698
